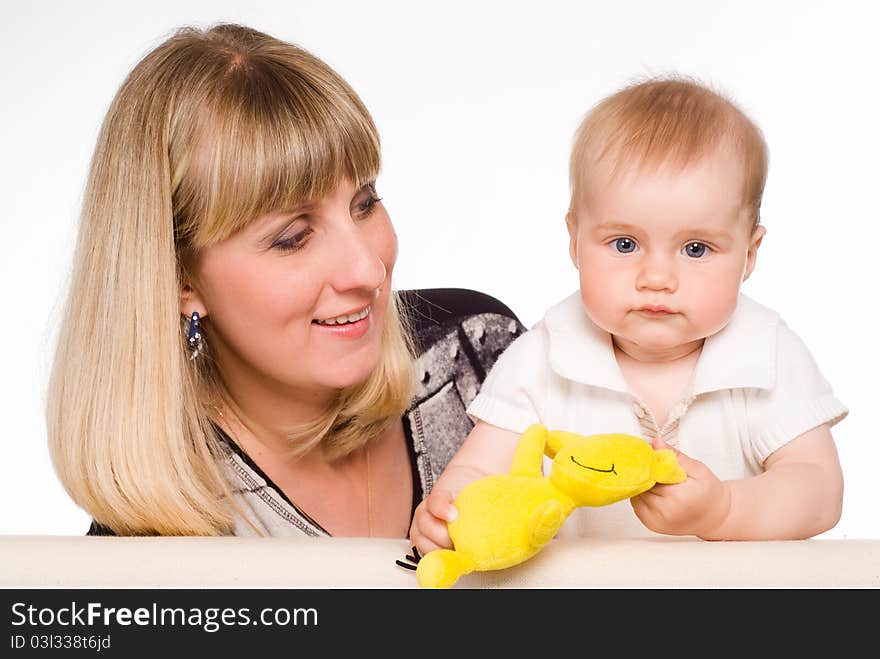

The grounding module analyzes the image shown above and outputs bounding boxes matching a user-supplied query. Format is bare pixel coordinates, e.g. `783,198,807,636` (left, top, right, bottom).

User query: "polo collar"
543,291,779,396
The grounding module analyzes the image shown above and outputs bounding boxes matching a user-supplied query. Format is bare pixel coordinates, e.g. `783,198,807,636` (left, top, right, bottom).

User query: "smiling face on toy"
546,430,686,507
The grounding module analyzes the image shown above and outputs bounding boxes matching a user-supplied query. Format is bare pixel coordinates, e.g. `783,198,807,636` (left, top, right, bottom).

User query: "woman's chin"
305,313,387,389
315,354,382,391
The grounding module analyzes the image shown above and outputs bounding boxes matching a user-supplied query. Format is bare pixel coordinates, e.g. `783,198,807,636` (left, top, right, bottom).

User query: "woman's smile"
312,304,373,339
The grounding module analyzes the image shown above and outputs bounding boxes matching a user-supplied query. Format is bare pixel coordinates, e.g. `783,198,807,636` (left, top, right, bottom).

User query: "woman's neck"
212,368,338,464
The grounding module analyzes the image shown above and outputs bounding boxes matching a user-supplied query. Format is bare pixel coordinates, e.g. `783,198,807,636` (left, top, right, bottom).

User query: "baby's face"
567,147,765,361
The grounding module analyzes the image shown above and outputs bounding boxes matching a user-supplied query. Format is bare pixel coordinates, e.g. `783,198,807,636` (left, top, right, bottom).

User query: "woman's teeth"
315,306,371,326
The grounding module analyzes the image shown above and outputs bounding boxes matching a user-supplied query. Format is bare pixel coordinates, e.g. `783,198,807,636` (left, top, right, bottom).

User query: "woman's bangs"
191,73,380,248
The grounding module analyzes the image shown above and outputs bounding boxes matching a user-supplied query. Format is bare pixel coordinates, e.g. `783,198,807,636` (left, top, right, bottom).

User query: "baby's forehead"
578,143,749,205
576,150,753,230
590,139,746,182
567,78,767,228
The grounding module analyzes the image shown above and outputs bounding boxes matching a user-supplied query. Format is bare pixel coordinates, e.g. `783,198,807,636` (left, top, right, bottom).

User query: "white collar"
543,291,779,396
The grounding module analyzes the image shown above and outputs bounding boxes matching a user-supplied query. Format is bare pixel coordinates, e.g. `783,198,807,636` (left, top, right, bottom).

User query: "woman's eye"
683,242,710,258
613,237,637,253
352,184,382,220
271,228,312,253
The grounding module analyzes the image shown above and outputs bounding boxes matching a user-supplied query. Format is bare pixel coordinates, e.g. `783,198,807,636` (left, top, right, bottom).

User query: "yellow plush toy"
412,423,686,588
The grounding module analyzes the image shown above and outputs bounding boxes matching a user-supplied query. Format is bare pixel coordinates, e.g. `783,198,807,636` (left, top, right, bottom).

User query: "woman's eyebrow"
251,202,316,234
252,213,304,248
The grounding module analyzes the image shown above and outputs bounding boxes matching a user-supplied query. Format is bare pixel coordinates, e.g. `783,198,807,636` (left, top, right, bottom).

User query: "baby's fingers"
630,493,665,532
425,489,458,523
408,489,458,556
410,510,454,555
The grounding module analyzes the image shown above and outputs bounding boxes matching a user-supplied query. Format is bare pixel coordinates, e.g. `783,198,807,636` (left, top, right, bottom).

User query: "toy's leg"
527,500,565,549
416,549,475,589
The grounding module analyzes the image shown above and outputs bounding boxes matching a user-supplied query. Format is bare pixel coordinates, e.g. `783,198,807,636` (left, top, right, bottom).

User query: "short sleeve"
465,326,551,433
747,322,848,462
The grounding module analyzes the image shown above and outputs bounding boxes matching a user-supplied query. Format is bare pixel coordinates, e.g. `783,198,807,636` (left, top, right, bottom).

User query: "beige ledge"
1,535,878,588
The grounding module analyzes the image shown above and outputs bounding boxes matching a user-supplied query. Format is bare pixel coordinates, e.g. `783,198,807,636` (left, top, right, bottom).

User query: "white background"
1,1,877,538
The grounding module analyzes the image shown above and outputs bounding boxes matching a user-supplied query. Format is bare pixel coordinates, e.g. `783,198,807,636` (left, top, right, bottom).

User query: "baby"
409,76,849,552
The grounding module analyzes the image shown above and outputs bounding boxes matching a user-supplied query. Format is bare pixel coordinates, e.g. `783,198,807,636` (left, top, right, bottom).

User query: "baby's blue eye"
614,238,636,253
684,242,709,258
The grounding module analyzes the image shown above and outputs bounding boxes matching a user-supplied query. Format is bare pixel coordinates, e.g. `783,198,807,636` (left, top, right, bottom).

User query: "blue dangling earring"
187,311,202,359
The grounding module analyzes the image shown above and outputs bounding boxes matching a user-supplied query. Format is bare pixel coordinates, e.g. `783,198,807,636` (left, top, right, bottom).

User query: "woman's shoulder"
396,288,526,357
399,288,528,492
397,287,521,322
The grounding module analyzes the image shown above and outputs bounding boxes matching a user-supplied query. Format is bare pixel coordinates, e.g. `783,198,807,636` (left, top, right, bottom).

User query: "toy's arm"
510,424,549,477
652,449,687,484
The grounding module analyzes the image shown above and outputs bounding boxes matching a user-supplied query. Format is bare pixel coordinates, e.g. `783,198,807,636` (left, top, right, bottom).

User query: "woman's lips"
312,308,372,339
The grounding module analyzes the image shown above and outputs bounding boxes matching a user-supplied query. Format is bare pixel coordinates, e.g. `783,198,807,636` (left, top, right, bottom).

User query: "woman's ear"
742,224,766,282
179,276,207,320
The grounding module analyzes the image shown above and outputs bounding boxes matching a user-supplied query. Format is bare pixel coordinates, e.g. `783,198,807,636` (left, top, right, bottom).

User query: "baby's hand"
630,437,731,539
408,488,458,556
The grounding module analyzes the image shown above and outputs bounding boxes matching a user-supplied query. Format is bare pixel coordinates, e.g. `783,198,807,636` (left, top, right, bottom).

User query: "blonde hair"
569,75,769,228
46,23,416,536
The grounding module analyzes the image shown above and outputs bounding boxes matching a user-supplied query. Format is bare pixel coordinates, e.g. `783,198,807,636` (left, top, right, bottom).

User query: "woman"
46,23,524,537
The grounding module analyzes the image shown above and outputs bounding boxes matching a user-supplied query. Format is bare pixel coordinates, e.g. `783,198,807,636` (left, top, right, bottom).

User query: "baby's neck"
612,336,705,364
613,338,704,429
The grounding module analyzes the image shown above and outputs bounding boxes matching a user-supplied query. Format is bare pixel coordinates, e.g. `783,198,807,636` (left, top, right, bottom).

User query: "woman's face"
183,178,397,400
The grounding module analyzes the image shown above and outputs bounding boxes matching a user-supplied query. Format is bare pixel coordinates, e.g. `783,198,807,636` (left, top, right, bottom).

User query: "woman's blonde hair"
46,23,415,536
569,75,769,229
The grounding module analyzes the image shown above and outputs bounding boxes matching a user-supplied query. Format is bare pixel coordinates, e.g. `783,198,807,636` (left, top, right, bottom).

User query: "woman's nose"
635,254,678,293
325,221,387,294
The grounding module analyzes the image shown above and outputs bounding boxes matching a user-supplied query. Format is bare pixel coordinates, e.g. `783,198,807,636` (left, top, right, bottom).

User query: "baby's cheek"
579,273,628,331
693,282,740,335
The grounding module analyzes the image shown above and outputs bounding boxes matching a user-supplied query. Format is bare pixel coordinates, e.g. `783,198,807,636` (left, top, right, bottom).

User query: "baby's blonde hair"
568,75,768,229
46,23,415,536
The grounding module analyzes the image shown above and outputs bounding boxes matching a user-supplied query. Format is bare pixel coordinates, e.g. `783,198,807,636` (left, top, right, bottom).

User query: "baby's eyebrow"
672,227,734,242
591,221,640,234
